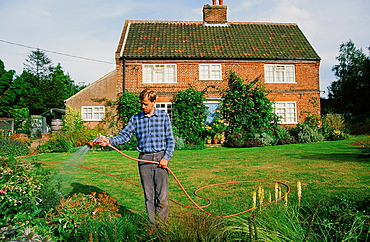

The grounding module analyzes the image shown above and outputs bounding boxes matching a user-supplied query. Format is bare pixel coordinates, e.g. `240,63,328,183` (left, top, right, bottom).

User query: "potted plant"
214,132,225,144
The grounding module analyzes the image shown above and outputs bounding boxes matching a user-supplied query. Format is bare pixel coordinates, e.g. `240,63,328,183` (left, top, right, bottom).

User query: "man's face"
141,98,156,115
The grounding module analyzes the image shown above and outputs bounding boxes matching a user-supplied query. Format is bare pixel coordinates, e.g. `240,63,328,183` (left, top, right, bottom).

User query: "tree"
14,50,83,114
328,40,370,120
220,72,279,147
172,87,207,144
24,48,53,80
43,63,78,108
0,60,18,117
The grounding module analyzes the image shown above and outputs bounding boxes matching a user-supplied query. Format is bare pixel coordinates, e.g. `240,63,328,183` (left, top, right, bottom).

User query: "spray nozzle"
86,135,104,148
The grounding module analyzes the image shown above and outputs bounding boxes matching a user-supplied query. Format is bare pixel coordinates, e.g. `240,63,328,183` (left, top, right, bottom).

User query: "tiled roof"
121,20,320,60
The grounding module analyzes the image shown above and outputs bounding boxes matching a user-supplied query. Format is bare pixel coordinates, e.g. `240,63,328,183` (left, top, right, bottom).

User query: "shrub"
38,106,101,153
65,214,146,242
290,124,324,143
175,135,186,150
321,113,348,140
0,158,50,225
0,139,29,157
172,87,207,145
116,91,141,126
274,127,297,145
225,130,262,148
254,133,275,146
306,195,370,241
221,72,279,147
46,192,122,237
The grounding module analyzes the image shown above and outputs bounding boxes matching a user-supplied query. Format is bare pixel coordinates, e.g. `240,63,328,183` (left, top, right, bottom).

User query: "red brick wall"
117,59,320,124
65,70,119,128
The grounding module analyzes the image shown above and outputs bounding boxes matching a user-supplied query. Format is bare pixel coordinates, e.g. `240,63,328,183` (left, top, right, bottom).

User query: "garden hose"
107,144,291,218
33,143,291,218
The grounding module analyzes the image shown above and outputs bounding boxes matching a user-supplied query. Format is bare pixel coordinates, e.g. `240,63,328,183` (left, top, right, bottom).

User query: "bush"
38,106,101,153
172,87,207,145
254,132,275,146
0,158,51,225
321,113,348,140
307,195,370,241
175,135,186,150
274,127,298,145
290,124,324,143
46,192,122,238
225,130,262,148
221,72,279,148
0,139,29,157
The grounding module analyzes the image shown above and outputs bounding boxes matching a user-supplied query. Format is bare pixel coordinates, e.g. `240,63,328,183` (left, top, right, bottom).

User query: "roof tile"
122,21,320,60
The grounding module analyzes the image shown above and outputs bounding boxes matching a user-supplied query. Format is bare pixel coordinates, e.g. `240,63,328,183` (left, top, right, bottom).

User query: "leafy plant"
321,113,348,140
116,91,141,126
0,158,50,225
47,192,122,237
290,123,324,143
172,87,207,145
221,72,279,147
0,139,29,157
37,106,100,152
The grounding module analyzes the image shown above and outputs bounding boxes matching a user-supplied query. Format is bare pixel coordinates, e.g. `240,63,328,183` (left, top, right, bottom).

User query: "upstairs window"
82,106,105,121
199,64,222,80
274,102,297,124
143,64,176,83
265,64,295,83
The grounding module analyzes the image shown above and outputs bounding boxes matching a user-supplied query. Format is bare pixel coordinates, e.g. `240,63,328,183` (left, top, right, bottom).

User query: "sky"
0,0,369,97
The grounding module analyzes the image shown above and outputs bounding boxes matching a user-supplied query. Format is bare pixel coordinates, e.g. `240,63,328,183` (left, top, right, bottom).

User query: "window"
155,103,173,120
82,106,105,121
199,64,222,80
274,102,297,124
204,100,221,125
264,64,295,83
143,64,176,83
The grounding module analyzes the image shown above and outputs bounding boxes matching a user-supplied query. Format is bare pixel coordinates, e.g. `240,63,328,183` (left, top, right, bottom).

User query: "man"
99,89,175,228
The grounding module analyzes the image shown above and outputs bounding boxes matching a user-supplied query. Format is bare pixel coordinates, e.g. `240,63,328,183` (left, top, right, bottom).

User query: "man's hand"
158,158,169,169
99,137,110,147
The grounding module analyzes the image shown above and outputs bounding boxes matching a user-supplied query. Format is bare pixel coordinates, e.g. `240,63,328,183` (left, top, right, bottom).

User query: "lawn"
22,135,370,219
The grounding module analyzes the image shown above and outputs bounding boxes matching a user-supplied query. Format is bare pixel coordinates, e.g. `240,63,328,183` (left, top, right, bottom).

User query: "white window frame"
155,103,173,120
143,64,177,84
199,64,222,80
274,101,297,124
264,64,296,83
81,106,105,121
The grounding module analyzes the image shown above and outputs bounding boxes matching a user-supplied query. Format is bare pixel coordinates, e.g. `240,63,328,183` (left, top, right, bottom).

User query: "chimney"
203,0,227,25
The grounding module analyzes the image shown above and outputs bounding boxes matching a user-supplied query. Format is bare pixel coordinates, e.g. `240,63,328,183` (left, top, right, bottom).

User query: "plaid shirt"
109,109,175,161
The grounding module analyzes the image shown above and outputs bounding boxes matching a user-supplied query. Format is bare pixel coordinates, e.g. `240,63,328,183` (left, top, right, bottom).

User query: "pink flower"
0,189,6,194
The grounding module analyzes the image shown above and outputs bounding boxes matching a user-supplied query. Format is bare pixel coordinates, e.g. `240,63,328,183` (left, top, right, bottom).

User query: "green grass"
22,135,370,220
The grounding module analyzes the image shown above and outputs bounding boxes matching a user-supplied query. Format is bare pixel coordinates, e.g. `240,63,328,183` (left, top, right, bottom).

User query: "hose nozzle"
86,135,101,148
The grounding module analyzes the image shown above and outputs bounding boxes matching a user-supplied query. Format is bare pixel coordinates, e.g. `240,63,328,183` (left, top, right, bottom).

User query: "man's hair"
140,89,157,102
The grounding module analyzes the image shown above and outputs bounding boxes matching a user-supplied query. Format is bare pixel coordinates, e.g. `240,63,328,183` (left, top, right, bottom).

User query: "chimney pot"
212,0,216,5
219,0,223,5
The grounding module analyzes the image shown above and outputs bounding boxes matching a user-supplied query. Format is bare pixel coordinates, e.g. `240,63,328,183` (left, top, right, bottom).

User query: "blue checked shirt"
109,109,175,161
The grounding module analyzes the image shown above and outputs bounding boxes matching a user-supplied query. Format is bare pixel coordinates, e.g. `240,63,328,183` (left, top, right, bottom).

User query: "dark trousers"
138,151,169,227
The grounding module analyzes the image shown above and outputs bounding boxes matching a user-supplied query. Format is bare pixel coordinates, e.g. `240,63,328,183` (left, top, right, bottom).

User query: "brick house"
66,0,321,128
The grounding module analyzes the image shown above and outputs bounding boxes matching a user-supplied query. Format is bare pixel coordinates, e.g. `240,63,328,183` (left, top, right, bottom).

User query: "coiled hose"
108,144,291,218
